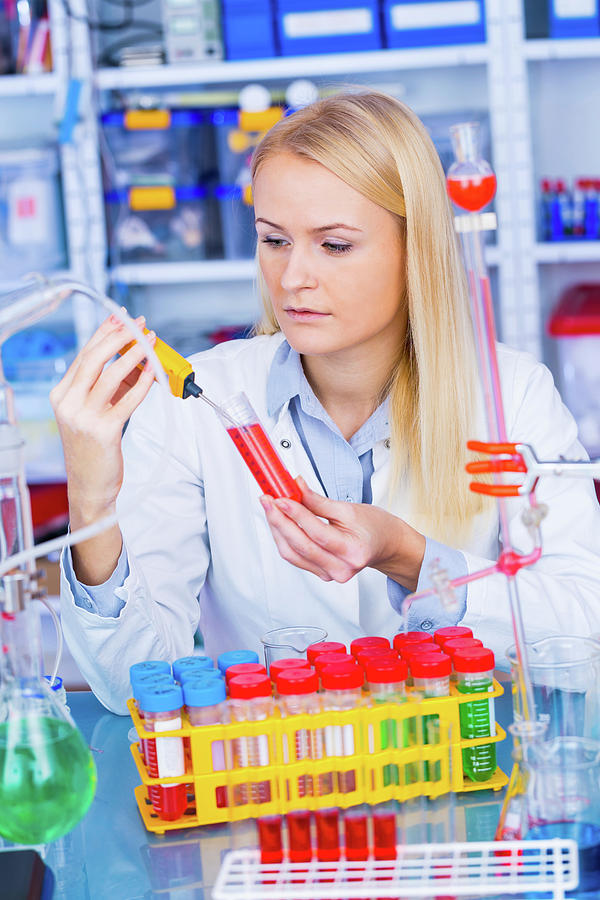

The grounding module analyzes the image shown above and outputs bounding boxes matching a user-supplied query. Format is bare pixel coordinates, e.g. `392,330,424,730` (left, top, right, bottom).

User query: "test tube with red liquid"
136,683,188,821
218,392,302,501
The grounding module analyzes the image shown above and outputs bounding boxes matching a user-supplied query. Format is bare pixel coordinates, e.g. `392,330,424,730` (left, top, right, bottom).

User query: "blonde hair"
251,89,486,542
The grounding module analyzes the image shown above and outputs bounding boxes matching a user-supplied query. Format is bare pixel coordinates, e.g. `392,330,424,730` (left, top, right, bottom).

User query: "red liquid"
144,734,188,821
227,423,302,501
288,810,312,863
315,808,340,862
258,815,283,864
446,173,496,212
373,812,397,860
344,812,368,861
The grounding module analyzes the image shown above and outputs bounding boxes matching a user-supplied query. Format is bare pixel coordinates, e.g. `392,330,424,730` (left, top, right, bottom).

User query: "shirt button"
280,439,291,449
420,620,433,630
345,495,353,502
384,439,391,449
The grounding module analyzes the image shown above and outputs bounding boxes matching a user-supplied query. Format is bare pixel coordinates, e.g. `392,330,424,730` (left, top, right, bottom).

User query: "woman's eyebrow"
255,217,362,233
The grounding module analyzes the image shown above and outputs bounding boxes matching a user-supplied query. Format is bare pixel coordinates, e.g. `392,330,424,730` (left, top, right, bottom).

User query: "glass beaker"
260,626,327,669
508,636,600,740
522,736,600,896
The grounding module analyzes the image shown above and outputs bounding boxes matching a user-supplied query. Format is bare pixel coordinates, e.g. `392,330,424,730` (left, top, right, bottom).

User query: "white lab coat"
59,333,600,714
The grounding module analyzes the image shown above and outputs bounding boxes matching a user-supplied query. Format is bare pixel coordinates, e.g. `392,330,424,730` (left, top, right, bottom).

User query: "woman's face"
253,152,407,362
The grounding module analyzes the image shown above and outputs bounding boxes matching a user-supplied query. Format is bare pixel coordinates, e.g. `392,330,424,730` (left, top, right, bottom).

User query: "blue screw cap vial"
217,650,259,674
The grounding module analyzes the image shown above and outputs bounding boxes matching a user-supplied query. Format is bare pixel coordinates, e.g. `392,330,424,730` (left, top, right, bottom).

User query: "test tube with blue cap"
217,649,259,676
136,682,187,821
172,655,215,683
183,677,229,808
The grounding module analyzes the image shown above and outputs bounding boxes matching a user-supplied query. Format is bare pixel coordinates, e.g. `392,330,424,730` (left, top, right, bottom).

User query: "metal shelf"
95,44,488,91
0,72,59,96
534,241,600,264
524,37,600,61
110,259,258,285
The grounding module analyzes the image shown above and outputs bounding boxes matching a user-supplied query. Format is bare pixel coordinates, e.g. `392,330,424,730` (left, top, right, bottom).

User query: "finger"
272,495,350,558
86,331,156,411
52,313,145,404
108,358,156,424
266,517,333,581
261,496,345,576
296,476,347,523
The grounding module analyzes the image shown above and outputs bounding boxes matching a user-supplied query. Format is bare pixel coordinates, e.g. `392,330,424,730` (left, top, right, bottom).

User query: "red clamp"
466,441,530,497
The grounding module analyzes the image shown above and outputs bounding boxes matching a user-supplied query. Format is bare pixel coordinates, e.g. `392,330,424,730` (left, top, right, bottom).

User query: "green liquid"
0,716,97,844
457,679,496,782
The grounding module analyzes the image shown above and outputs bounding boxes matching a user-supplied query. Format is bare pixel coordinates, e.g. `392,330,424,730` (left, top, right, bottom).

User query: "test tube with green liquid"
365,658,408,787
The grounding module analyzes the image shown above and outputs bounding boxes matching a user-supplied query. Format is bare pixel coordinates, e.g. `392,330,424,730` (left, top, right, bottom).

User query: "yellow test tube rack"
128,679,508,834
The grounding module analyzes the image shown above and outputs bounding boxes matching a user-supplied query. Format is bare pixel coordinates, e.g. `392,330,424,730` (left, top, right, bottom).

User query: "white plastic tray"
212,839,579,899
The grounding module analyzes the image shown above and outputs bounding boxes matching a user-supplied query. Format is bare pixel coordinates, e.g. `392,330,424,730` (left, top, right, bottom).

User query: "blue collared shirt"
65,339,467,631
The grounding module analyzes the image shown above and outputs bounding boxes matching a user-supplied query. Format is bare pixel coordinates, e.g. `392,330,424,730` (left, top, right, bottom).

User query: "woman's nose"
279,247,318,292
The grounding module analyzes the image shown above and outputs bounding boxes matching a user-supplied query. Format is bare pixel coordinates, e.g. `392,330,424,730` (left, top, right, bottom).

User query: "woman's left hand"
260,477,426,591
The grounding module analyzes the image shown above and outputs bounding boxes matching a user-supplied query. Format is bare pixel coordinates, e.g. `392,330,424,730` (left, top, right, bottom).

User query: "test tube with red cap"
306,641,346,665
350,636,391,657
443,637,484,680
228,672,274,806
410,653,451,783
224,662,267,687
398,642,443,687
136,682,188,821
355,645,398,670
433,625,473,650
314,652,357,676
277,667,321,798
454,647,497,782
269,657,311,684
392,631,434,653
218,392,302,501
320,663,364,795
365,658,408,787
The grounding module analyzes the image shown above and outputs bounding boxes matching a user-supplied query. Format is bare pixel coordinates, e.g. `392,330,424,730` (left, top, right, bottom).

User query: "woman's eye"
261,237,287,248
323,241,352,254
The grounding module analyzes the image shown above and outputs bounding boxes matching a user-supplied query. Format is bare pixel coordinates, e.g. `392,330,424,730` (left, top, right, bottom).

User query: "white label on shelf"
8,178,48,245
283,9,373,38
390,1,480,29
553,0,596,19
154,715,185,778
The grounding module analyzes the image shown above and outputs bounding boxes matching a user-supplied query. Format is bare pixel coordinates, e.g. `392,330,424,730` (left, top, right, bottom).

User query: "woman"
52,90,600,714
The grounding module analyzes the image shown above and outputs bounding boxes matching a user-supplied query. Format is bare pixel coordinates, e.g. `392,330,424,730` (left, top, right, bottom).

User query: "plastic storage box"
212,106,283,259
549,0,600,38
275,0,382,55
0,145,67,280
221,0,278,59
382,0,486,48
101,109,211,264
548,283,600,458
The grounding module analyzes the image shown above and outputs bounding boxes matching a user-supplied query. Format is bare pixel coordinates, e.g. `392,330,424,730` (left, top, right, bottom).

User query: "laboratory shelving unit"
4,0,600,369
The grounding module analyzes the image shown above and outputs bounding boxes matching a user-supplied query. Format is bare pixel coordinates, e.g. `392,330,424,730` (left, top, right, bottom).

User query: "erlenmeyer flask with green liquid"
0,673,97,845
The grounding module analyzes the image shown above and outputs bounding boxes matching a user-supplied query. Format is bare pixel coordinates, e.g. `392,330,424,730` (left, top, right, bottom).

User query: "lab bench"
14,686,533,899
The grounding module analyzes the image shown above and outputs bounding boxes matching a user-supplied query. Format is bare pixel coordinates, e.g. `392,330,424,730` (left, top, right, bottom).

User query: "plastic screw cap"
180,668,223,684
399,643,442,661
183,678,227,708
172,656,214,681
365,658,408,684
276,668,319,695
306,642,346,664
217,649,259,674
320,663,364,691
130,660,172,687
409,653,452,679
350,636,391,657
269,658,311,680
225,663,267,684
314,653,356,673
433,626,474,648
355,647,398,667
228,673,272,699
442,637,484,657
452,647,495,673
137,682,184,713
393,631,434,651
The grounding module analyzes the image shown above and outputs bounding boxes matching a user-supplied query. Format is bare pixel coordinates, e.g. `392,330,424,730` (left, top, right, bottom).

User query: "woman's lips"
285,308,330,320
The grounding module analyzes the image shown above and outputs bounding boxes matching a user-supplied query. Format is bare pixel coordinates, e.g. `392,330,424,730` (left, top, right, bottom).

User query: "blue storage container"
275,0,382,55
221,0,278,58
549,0,600,38
383,0,486,48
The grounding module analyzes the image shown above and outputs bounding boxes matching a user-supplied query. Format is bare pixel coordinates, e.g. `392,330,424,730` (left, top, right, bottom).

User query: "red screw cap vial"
452,647,495,673
365,658,408,685
276,668,319,695
355,646,398,667
225,662,267,684
399,643,442,662
307,641,346,664
269,657,311,681
442,637,484,657
228,673,272,699
433,626,473,649
350,636,390,657
320,663,364,691
409,653,452,679
393,631,434,652
314,652,356,674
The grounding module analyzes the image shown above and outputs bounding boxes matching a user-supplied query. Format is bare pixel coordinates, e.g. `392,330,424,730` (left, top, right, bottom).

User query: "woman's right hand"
50,312,157,533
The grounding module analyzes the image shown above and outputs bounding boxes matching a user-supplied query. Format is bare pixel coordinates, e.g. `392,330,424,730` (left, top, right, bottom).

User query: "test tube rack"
128,679,508,834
